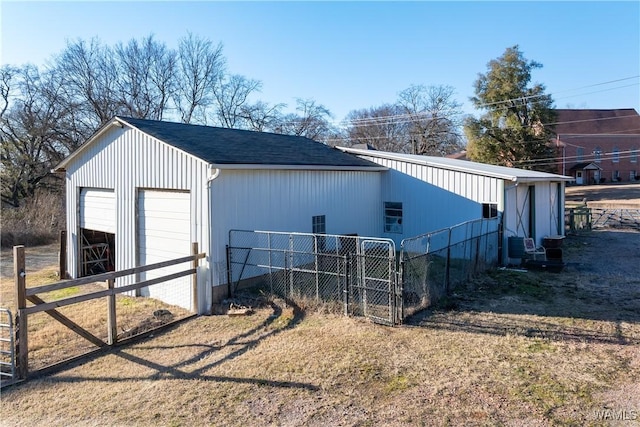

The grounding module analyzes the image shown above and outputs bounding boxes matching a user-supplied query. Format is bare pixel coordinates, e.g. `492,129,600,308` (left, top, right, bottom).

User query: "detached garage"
54,117,386,313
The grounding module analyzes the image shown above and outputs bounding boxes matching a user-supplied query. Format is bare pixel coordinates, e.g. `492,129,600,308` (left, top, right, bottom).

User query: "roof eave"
210,163,388,172
516,176,575,184
338,146,574,182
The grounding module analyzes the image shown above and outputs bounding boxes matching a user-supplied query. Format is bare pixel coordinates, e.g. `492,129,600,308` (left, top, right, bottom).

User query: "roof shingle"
118,117,378,168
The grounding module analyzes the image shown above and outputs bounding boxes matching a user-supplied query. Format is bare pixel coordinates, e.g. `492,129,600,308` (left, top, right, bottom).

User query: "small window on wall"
384,202,403,233
576,147,584,161
613,147,620,163
312,215,326,234
632,149,638,163
482,203,498,219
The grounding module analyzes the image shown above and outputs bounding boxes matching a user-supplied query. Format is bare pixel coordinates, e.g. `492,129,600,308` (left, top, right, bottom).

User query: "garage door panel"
80,188,116,233
137,190,192,310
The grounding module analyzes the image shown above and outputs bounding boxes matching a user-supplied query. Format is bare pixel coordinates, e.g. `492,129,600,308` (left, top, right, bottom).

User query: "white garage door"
80,188,115,233
137,190,192,310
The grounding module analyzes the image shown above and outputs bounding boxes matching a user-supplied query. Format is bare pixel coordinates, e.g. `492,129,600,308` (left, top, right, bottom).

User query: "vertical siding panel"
66,127,209,287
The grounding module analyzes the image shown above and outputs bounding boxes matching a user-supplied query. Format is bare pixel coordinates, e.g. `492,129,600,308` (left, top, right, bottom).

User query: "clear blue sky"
1,1,639,124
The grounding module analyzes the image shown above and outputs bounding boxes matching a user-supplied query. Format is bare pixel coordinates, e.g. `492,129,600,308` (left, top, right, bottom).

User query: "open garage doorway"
80,228,115,276
79,188,116,277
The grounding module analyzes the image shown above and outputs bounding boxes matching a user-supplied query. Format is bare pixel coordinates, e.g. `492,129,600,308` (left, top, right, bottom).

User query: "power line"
474,76,639,109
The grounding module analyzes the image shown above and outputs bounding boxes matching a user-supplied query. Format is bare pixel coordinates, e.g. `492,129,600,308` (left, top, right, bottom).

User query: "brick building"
553,109,640,184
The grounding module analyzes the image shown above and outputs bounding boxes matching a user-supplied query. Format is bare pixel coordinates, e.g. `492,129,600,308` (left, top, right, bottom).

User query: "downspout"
206,165,221,314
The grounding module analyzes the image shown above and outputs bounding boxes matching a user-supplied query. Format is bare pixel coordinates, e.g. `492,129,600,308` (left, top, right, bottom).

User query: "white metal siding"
208,169,382,285
356,155,502,246
79,188,115,233
534,182,563,242
64,127,209,294
138,190,192,310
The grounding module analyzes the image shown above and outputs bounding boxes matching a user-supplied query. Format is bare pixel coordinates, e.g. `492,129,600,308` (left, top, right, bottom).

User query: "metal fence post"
13,245,27,380
314,235,319,301
343,254,349,317
445,229,452,294
226,245,232,298
288,235,294,298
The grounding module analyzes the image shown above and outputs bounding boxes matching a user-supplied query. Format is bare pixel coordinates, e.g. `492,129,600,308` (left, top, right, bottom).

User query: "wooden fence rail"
12,244,206,381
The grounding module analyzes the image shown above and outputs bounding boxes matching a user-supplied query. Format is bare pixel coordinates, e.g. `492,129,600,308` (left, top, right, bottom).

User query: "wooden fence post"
13,245,28,380
192,242,199,314
107,279,117,345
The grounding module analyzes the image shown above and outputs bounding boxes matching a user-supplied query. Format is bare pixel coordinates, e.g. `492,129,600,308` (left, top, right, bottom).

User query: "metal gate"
347,240,398,325
227,230,399,325
0,308,16,384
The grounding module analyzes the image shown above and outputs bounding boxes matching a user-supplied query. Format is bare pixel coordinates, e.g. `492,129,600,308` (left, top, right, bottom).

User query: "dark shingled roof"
118,117,378,168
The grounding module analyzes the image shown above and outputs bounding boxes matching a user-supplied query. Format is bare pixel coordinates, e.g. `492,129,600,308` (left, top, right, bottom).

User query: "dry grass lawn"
1,229,640,426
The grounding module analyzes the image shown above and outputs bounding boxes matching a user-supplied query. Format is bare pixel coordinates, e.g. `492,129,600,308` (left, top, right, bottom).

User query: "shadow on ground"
5,298,318,392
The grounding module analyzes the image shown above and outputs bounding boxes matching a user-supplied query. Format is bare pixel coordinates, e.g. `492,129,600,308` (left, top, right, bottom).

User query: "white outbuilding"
54,117,386,313
338,147,574,264
54,117,573,313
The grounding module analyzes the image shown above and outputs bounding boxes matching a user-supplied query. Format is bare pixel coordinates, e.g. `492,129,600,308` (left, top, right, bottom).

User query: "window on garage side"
312,215,326,252
482,203,498,219
312,215,326,234
384,202,403,233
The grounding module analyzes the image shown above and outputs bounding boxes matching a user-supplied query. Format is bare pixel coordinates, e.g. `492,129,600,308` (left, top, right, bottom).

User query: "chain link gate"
228,230,399,325
347,240,398,326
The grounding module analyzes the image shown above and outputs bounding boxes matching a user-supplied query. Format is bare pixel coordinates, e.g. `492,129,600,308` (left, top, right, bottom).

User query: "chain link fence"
399,218,500,319
227,231,398,324
228,219,500,325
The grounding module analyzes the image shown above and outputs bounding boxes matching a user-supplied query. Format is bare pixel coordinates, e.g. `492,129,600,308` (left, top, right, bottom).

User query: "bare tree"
275,98,334,142
115,35,176,120
0,66,68,206
212,74,261,128
239,100,285,132
397,84,464,155
344,104,411,152
174,33,225,124
55,38,123,127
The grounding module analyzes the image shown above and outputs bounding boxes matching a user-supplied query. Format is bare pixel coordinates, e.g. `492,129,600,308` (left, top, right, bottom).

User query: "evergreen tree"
464,46,557,172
